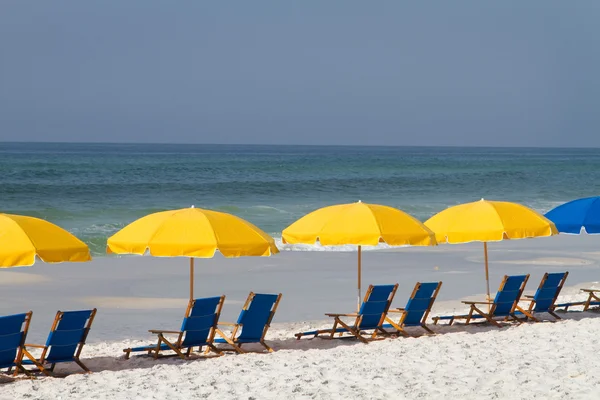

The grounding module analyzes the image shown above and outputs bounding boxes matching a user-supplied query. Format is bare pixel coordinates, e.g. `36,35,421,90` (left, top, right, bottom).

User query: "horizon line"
1,141,599,150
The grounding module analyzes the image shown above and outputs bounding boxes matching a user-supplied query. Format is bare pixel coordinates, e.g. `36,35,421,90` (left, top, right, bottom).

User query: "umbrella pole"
190,258,194,300
484,242,490,311
357,245,362,312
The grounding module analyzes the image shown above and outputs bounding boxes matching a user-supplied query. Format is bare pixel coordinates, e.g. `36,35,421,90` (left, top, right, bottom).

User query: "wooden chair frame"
295,284,399,344
22,309,96,377
556,288,600,311
432,275,529,327
384,282,442,336
123,296,225,360
214,292,282,353
2,311,33,378
515,272,568,322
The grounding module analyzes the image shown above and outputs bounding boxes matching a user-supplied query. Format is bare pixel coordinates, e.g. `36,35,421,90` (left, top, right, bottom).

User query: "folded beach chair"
555,288,600,311
123,296,224,360
432,274,529,327
214,292,282,353
294,284,398,343
0,312,32,377
514,272,568,322
21,309,96,376
382,282,442,336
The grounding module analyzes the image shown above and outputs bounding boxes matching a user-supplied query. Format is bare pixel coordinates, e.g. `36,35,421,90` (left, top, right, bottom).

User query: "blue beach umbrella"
545,197,600,234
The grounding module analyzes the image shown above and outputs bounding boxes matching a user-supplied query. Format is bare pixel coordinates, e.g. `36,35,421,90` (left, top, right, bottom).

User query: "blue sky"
1,1,599,146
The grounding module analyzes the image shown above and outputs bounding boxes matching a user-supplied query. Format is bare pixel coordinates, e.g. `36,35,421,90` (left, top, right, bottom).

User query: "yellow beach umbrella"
107,206,279,299
425,199,557,301
0,213,91,267
282,201,437,310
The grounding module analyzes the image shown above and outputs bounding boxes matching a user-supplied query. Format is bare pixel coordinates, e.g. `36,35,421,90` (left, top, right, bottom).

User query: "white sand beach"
2,234,600,399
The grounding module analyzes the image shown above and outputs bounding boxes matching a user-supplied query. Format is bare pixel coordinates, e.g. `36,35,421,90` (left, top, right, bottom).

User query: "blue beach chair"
0,312,32,377
123,296,225,359
21,309,96,376
515,272,568,321
295,284,398,343
383,282,442,336
555,288,600,311
432,274,529,327
215,292,282,353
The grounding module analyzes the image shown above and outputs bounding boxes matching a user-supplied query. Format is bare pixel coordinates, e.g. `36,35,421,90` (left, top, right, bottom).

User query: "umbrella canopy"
0,213,91,267
545,196,600,234
425,199,557,301
282,201,437,310
107,206,279,299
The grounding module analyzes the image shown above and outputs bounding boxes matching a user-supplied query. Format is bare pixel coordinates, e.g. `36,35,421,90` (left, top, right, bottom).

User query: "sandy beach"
1,234,600,399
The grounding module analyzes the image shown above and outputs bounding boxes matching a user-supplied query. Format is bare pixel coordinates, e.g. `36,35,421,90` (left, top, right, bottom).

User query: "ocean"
1,142,599,256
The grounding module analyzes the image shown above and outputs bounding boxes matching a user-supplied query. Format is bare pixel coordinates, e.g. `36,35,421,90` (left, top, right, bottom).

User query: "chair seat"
555,301,600,308
295,327,354,337
381,321,424,329
22,357,76,365
127,342,209,353
435,314,485,320
214,337,265,344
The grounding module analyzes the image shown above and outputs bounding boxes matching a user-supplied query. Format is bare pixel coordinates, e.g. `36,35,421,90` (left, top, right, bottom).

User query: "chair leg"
548,310,561,320
158,335,186,360
261,341,274,353
336,318,369,344
330,319,339,339
22,349,52,377
14,364,33,378
74,359,91,373
471,306,501,327
214,328,245,354
515,305,538,322
206,344,223,356
421,324,435,335
583,293,596,311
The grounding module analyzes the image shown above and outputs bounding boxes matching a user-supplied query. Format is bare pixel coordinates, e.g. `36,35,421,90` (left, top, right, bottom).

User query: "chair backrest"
44,309,96,363
357,284,398,330
490,275,529,316
181,296,225,347
400,282,442,327
0,312,31,370
532,272,568,312
235,293,282,342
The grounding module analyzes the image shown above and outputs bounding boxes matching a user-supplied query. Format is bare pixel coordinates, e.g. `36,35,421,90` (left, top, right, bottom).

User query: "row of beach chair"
4,274,600,378
0,309,96,377
1,292,282,378
123,292,282,359
294,271,580,342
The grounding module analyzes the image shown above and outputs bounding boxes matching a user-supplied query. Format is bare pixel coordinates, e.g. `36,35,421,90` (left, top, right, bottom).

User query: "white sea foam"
274,238,394,252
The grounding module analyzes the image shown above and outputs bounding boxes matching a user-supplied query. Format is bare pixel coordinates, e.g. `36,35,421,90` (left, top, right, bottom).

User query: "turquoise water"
1,142,599,255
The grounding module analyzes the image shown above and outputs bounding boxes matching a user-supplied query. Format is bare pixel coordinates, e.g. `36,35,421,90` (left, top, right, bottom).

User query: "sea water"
1,142,599,256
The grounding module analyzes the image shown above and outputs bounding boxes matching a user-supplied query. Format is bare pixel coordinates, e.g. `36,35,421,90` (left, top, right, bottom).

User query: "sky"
0,1,599,147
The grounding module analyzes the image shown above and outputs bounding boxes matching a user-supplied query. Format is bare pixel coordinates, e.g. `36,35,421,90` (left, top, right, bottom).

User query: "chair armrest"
148,329,181,335
24,344,46,349
462,301,493,305
581,289,600,293
218,322,237,326
387,308,406,313
524,295,534,299
325,313,358,317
